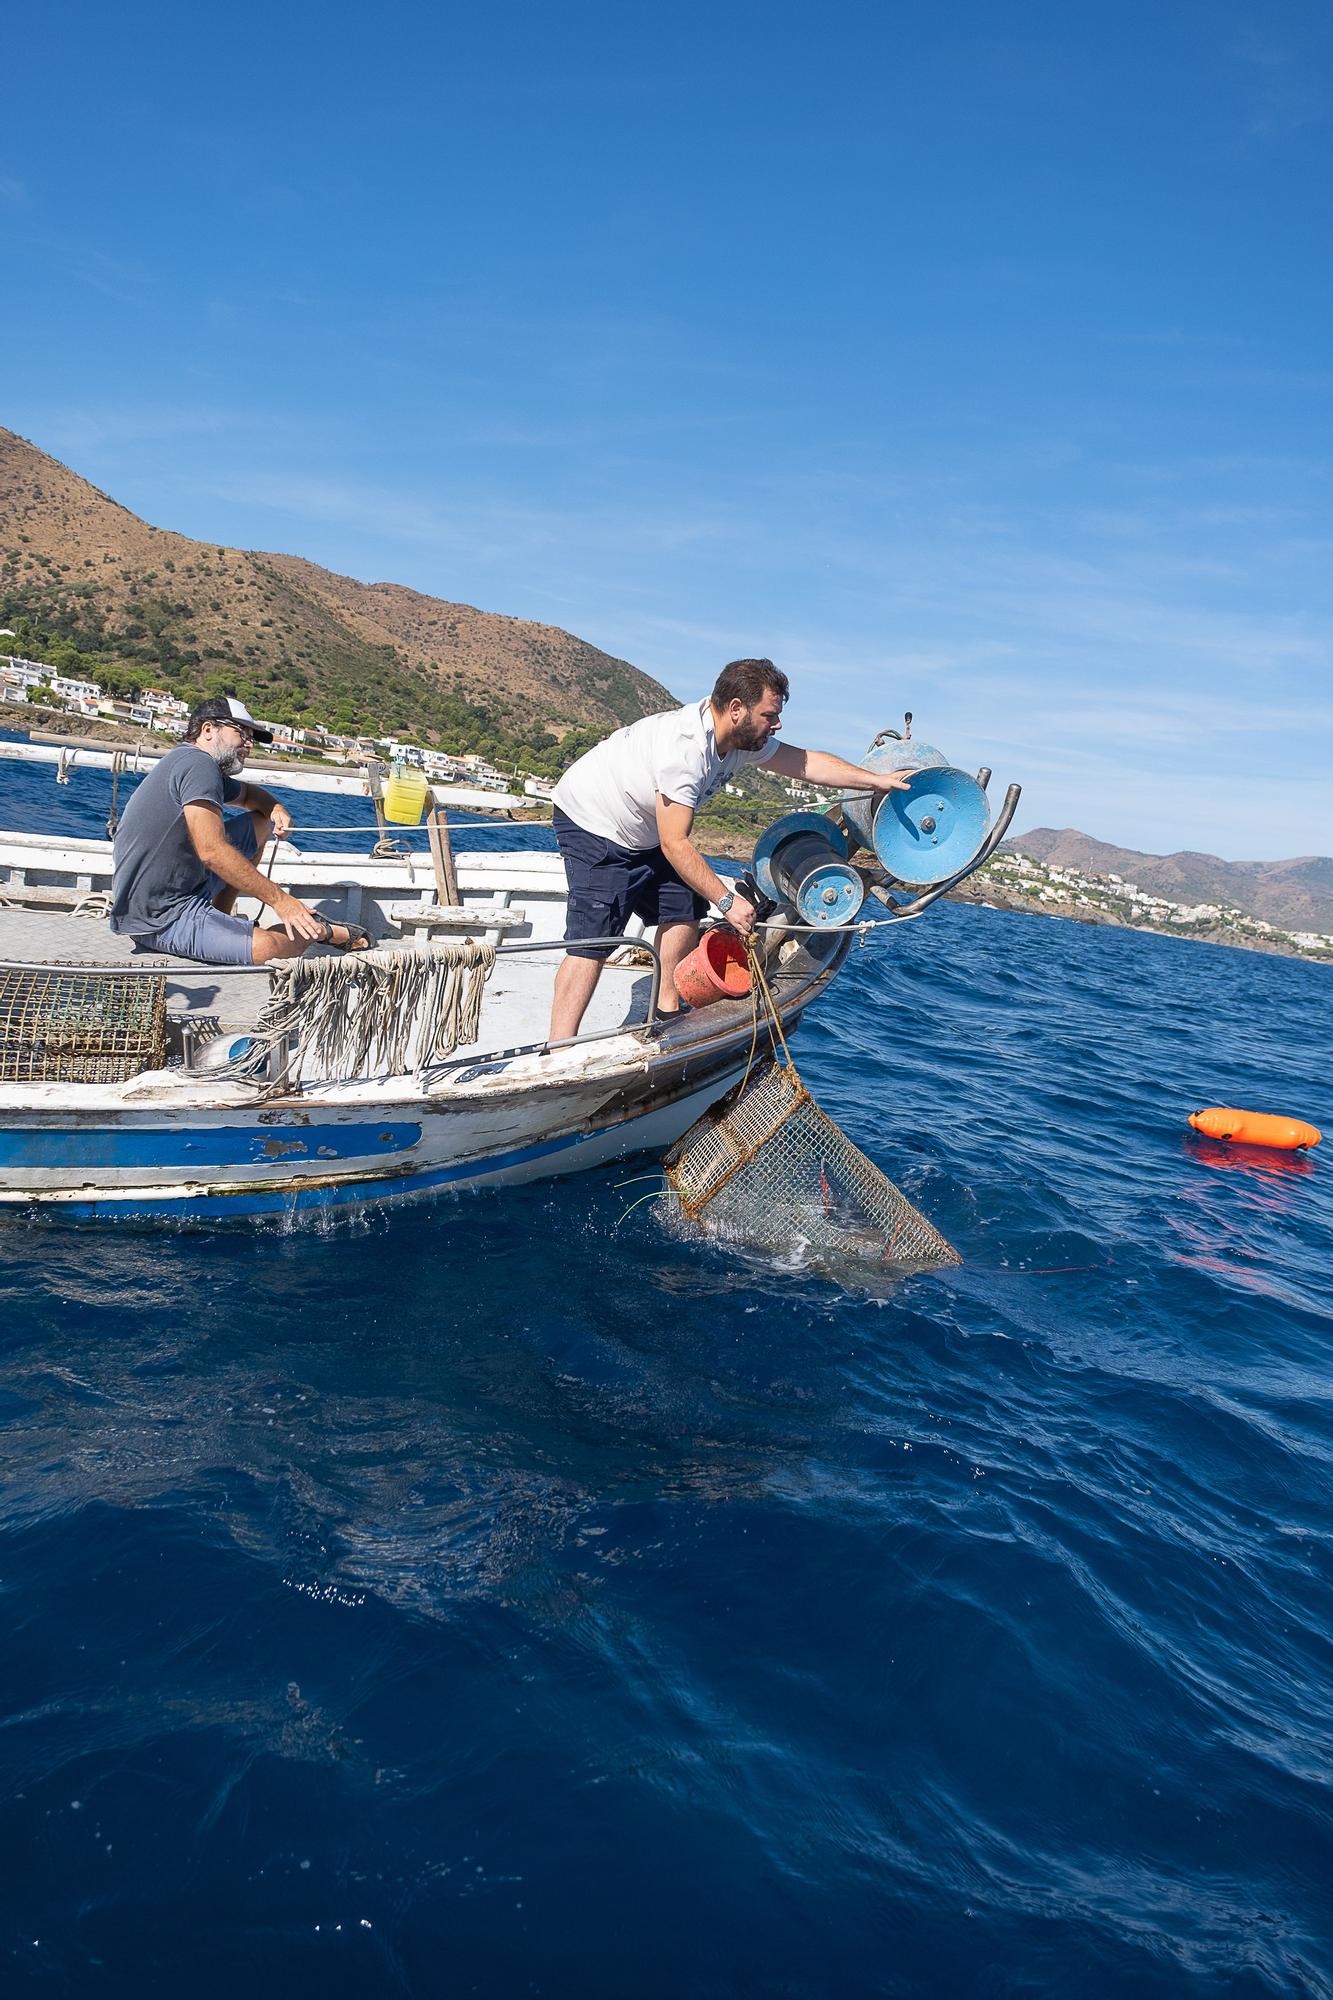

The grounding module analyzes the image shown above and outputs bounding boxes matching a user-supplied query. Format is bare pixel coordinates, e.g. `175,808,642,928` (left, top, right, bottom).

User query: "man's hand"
269,803,294,840
726,892,757,935
271,889,328,942
867,767,916,793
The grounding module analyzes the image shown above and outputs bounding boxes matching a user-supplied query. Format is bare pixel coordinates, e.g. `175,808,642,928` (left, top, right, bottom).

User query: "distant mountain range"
0,428,672,751
1004,828,1333,934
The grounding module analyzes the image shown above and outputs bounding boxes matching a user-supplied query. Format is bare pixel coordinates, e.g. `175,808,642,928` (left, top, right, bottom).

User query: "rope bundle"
251,938,496,1083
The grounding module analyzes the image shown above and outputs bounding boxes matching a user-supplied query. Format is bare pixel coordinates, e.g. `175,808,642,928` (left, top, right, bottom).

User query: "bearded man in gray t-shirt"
110,696,368,965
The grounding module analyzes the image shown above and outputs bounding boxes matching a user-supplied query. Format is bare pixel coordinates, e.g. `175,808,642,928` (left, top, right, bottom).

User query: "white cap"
189,694,273,743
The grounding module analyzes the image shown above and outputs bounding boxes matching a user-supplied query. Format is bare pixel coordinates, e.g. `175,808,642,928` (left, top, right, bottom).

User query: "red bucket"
673,929,752,1009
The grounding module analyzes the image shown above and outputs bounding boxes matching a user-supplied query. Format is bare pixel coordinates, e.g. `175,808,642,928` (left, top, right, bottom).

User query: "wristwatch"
716,890,735,916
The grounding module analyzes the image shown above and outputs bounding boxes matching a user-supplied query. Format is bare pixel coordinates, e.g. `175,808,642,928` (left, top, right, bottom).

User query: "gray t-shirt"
110,745,243,937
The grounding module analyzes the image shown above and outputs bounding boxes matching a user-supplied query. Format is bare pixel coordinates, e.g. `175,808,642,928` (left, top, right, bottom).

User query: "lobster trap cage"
0,969,168,1084
662,1059,960,1271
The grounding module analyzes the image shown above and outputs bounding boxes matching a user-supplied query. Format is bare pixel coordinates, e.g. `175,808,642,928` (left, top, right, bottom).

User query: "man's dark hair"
710,658,789,711
185,695,238,742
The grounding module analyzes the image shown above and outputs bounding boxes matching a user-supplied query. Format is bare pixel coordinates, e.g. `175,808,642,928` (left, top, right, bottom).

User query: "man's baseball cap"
187,695,273,743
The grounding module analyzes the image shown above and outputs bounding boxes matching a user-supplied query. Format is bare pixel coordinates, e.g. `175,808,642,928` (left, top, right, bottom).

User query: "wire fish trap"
0,969,167,1084
662,1060,961,1271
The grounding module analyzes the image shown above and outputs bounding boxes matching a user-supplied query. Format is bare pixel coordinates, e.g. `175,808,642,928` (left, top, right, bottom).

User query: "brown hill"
1005,828,1333,933
0,427,672,747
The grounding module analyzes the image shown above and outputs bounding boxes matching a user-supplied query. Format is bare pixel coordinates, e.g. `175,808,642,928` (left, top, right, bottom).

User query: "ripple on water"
1,756,1332,1994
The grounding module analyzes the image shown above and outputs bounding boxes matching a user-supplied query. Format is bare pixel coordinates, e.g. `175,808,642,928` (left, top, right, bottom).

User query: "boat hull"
0,819,848,1221
0,1035,773,1220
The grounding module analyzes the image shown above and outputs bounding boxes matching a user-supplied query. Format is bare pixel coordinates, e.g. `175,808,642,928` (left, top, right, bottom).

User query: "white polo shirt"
552,699,779,851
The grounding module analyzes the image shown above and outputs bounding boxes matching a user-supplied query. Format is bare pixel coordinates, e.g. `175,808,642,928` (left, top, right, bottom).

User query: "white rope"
244,938,496,1085
276,821,518,836
751,908,927,938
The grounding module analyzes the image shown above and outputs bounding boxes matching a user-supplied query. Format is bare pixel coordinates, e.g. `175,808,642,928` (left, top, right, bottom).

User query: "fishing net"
0,968,167,1083
662,1059,960,1271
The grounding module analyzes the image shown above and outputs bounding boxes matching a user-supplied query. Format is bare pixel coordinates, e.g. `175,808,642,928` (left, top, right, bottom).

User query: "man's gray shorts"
132,815,261,966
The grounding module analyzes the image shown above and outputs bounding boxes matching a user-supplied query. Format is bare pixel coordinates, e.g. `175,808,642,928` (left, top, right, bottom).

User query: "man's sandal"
314,917,373,952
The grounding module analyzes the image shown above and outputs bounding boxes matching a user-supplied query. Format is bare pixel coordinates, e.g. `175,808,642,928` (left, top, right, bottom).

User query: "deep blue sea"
2,744,1332,1997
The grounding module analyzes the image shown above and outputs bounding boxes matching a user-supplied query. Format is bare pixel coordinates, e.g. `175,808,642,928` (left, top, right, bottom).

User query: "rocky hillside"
0,427,672,756
1004,827,1333,934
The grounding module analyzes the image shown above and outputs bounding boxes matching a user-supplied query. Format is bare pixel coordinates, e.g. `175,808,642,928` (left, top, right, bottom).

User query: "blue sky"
3,1,1330,858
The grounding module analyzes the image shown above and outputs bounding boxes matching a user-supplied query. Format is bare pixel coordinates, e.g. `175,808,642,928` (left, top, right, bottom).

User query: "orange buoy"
1188,1107,1322,1151
673,930,751,1009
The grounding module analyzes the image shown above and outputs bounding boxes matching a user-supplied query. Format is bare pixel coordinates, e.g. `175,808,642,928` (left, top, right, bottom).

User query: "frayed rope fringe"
250,939,497,1083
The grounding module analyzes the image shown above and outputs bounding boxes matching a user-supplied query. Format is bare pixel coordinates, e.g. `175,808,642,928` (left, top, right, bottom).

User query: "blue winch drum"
751,812,867,929
840,737,947,854
862,767,991,887
191,1033,256,1073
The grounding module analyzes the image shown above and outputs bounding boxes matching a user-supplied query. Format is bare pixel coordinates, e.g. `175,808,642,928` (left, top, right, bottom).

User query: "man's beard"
209,744,245,777
732,711,775,752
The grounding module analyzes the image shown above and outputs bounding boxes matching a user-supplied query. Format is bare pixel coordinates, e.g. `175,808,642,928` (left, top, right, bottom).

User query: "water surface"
1,747,1330,1995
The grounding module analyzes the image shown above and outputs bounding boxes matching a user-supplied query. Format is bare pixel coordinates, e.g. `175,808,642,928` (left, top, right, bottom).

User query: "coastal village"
0,640,833,810
962,849,1333,965
4,640,1330,967
0,644,515,793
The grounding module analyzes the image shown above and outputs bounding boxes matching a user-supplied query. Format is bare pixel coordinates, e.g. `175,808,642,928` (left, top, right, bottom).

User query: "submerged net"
0,969,167,1083
662,1059,960,1271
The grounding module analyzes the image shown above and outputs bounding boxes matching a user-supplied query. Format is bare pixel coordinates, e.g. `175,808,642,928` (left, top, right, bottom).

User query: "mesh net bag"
662,1059,960,1271
0,970,167,1084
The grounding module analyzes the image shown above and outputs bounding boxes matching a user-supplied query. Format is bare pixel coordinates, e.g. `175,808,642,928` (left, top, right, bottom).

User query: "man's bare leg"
655,921,700,1011
250,925,306,964
214,808,273,915
550,953,603,1042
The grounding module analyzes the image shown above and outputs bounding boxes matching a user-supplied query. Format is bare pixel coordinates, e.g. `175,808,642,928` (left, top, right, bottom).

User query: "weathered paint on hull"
0,1060,747,1220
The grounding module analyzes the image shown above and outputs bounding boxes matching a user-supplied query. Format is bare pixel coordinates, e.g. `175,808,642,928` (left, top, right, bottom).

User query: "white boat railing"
0,738,524,814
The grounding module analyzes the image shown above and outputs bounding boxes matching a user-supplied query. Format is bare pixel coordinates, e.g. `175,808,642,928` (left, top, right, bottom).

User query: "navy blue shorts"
554,808,706,959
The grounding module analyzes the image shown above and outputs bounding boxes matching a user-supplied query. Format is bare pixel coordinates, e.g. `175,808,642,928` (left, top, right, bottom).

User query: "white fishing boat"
0,728,1016,1221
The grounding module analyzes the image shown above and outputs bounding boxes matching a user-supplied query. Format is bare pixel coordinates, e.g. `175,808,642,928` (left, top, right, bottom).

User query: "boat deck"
0,831,813,1076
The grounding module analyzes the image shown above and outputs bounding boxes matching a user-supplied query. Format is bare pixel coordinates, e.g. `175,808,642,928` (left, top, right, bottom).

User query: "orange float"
1188,1107,1322,1151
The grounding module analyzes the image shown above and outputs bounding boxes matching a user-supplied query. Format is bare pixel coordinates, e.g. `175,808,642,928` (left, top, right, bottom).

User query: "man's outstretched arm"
232,778,293,839
765,741,914,793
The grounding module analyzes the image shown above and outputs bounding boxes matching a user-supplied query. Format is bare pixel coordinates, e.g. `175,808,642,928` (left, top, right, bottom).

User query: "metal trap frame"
663,1058,960,1271
0,968,168,1084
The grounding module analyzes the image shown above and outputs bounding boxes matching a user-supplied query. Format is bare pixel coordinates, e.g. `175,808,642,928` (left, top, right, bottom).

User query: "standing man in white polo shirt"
548,658,912,1041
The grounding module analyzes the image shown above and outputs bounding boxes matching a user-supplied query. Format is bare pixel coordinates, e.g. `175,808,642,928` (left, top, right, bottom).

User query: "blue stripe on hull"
0,1122,423,1171
44,1124,600,1219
